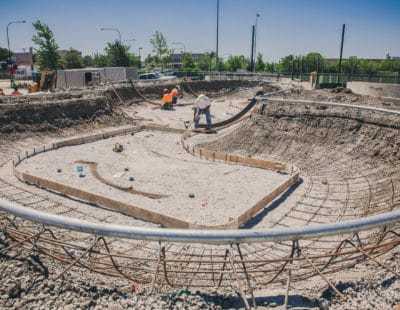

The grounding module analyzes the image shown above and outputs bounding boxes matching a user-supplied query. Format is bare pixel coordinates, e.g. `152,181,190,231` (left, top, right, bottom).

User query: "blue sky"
1,0,399,62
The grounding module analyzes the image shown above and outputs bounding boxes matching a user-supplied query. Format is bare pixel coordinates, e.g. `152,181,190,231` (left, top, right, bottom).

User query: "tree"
92,52,108,68
255,53,265,72
226,55,248,72
128,54,141,68
182,53,195,71
104,40,130,67
32,20,61,70
196,54,212,71
64,48,84,69
149,31,172,70
0,47,10,62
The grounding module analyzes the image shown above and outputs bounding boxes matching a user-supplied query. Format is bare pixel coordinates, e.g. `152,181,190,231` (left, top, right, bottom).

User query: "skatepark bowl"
0,80,400,308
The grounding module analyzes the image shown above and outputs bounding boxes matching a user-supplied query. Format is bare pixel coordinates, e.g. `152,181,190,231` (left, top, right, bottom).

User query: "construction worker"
11,86,22,96
193,94,212,129
171,85,181,104
161,88,173,110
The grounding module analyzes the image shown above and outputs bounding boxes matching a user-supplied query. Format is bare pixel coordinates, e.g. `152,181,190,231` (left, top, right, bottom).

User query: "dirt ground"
1,79,400,309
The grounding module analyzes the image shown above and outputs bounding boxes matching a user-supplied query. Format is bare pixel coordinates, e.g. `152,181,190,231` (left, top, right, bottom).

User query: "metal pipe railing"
1,198,399,244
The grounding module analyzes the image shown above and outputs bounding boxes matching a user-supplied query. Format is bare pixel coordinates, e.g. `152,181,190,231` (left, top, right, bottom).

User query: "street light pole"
253,13,260,72
100,27,121,43
216,0,220,72
7,20,26,87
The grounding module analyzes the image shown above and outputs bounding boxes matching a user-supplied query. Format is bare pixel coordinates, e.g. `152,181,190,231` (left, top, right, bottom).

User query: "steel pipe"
1,198,400,244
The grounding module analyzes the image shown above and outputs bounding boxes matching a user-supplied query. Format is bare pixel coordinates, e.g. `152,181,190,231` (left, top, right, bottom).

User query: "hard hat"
163,88,169,94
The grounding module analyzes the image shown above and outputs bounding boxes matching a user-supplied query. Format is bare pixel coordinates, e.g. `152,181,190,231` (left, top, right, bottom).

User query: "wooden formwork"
13,125,299,229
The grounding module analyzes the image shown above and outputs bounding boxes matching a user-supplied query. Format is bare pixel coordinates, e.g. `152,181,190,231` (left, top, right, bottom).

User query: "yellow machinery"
28,70,57,93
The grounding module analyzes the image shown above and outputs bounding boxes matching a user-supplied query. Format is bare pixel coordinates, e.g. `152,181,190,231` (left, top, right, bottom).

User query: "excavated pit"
1,80,400,308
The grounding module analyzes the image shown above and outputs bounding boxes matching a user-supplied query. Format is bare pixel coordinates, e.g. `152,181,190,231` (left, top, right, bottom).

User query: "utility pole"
250,25,255,72
338,24,346,83
216,0,220,72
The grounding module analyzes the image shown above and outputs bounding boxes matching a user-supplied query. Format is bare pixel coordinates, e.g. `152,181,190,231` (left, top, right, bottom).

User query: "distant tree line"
0,23,399,76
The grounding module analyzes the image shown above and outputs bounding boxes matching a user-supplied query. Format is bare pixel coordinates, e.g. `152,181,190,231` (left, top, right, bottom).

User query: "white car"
138,72,177,81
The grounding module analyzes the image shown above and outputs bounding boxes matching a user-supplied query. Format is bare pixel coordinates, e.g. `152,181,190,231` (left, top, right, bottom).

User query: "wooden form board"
12,125,300,229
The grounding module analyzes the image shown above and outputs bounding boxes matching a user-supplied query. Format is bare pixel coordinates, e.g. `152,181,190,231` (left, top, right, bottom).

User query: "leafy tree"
226,55,248,72
303,52,324,73
64,48,84,69
255,53,265,72
149,31,172,70
83,55,93,67
92,52,108,68
104,40,130,67
359,59,378,75
196,54,212,71
0,47,10,62
182,53,195,71
32,20,61,70
277,54,294,72
128,54,141,68
264,62,275,72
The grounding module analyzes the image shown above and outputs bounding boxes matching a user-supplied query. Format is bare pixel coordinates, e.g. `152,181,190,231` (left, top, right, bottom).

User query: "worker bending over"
171,85,181,104
193,94,212,129
161,88,173,110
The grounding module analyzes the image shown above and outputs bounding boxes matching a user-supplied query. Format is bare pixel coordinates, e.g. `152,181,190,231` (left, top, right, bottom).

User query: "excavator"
28,70,57,93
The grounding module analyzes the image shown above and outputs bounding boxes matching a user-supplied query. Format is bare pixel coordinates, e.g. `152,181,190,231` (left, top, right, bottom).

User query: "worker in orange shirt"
170,85,181,104
161,88,173,110
11,86,22,95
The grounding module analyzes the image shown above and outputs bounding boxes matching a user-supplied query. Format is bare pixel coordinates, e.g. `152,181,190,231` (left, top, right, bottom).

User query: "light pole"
7,20,26,87
100,27,121,43
216,0,220,72
253,13,260,72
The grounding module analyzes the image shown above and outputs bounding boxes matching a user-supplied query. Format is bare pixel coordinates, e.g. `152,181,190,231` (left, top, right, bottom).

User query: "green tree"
128,54,141,68
92,52,108,67
226,55,248,72
303,52,324,73
104,40,130,67
277,54,294,72
196,54,212,71
255,53,265,72
182,53,195,71
32,20,61,70
359,59,378,75
64,48,84,69
0,47,10,62
149,31,172,70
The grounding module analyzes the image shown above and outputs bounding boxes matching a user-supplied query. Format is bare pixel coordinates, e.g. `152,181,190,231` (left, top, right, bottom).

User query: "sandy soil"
16,129,290,227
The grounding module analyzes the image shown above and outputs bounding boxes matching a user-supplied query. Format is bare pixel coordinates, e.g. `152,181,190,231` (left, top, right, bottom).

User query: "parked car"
138,72,177,81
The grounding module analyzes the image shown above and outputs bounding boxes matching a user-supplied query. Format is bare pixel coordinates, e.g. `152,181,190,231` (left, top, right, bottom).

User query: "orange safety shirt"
171,88,179,97
162,92,172,103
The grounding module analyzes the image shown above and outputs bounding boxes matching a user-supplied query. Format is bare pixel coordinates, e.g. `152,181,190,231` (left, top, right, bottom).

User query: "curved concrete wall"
347,81,400,98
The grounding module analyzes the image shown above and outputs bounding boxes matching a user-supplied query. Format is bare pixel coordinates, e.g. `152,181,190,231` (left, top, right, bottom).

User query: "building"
170,53,207,69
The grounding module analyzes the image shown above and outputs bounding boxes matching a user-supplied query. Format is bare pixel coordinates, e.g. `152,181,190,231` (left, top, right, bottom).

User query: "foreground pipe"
1,198,400,244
